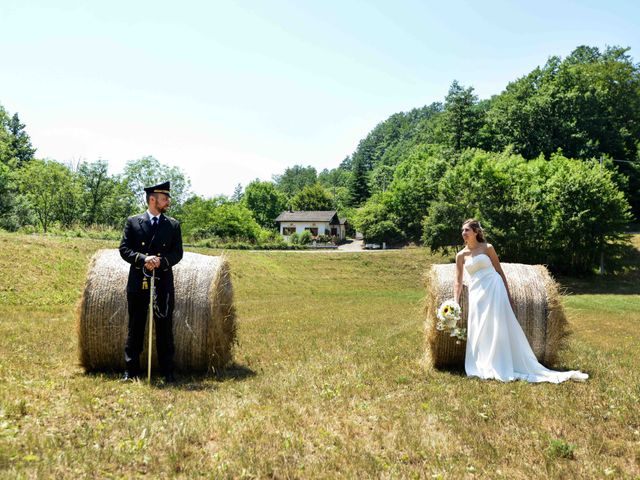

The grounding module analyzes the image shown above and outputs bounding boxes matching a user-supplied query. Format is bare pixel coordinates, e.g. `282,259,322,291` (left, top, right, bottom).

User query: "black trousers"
124,288,175,375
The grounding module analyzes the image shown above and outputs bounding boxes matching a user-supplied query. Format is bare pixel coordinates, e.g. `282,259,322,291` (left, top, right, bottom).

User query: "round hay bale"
423,262,568,370
77,249,236,373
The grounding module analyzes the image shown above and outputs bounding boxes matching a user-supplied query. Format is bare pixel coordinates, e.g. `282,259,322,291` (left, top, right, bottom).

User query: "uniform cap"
144,181,171,197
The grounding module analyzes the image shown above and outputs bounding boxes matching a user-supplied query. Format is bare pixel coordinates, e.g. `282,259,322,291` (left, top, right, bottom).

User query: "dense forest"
331,46,640,211
1,45,638,272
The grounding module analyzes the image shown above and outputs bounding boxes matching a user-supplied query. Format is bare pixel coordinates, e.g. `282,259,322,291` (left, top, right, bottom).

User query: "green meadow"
0,232,638,479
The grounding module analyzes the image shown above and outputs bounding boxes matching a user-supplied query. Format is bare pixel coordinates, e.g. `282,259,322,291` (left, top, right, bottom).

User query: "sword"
147,269,155,383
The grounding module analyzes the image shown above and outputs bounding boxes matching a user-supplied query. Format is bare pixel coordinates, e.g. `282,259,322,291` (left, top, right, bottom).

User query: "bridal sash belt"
468,265,496,283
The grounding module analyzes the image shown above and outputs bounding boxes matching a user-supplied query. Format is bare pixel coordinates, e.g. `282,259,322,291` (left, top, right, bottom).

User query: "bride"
454,219,588,383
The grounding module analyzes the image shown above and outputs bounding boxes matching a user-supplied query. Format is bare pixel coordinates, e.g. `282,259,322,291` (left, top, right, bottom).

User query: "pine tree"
349,156,370,206
441,81,483,151
6,113,36,167
231,183,243,202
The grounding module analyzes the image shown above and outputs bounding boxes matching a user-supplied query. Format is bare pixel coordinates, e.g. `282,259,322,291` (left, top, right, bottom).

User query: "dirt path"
337,239,364,251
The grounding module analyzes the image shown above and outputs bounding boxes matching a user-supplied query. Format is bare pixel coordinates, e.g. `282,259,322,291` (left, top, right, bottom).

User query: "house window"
282,227,296,235
330,227,338,236
305,227,319,236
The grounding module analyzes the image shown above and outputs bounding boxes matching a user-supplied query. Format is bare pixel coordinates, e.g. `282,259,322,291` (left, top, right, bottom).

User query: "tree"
101,176,138,228
203,201,262,241
421,149,631,274
318,166,352,190
318,167,353,211
56,164,82,228
0,107,37,229
384,145,449,241
68,158,137,228
483,45,640,216
339,156,352,170
242,180,287,229
179,195,262,241
439,80,483,151
178,195,223,238
369,164,395,194
543,154,632,273
77,160,117,225
123,156,191,211
352,192,402,244
290,183,333,211
328,186,352,213
348,155,370,206
231,183,243,202
0,163,16,229
0,106,12,166
0,107,36,168
17,159,79,232
347,104,443,177
422,150,544,260
5,113,36,167
272,165,317,198
363,220,404,245
341,103,445,207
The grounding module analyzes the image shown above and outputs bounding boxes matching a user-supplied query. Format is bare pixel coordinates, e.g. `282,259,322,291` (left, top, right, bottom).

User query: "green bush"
258,228,284,244
421,150,632,274
191,238,306,250
299,230,312,245
49,224,122,240
353,192,395,240
363,220,405,245
180,197,262,242
289,232,300,245
13,223,122,240
315,234,333,244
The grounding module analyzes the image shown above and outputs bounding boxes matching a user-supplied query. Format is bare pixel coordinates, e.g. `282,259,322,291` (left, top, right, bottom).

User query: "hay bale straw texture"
78,249,236,373
423,263,568,370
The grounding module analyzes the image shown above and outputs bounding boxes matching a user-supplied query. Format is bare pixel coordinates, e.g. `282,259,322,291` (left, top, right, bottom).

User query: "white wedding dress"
464,254,588,383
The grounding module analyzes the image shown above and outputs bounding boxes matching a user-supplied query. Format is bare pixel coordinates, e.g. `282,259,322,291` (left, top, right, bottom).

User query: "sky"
1,0,639,197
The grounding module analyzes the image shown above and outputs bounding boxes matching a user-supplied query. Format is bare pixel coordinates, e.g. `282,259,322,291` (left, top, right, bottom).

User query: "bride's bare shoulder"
485,243,500,259
456,249,468,262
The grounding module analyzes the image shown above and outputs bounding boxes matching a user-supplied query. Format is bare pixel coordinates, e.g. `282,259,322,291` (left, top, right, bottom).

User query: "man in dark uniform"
119,181,183,382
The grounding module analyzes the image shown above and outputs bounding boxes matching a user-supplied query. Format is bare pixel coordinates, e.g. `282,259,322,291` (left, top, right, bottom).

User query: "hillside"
334,46,640,218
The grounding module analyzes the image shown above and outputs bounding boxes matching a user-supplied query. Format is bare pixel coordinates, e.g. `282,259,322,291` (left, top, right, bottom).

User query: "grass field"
0,232,639,479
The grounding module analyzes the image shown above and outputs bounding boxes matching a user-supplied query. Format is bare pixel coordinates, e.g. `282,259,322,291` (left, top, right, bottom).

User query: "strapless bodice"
464,253,494,276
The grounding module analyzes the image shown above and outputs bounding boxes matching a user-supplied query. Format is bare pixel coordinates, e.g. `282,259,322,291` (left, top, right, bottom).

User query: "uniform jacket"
119,213,183,293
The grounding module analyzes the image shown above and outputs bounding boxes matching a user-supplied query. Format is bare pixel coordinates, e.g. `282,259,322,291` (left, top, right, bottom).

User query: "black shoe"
121,370,139,381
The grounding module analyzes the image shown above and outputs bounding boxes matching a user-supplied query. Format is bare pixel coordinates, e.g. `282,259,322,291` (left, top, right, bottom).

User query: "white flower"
436,300,466,341
437,300,461,323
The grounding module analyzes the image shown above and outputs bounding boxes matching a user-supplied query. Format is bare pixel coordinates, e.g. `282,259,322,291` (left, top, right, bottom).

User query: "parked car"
364,243,381,250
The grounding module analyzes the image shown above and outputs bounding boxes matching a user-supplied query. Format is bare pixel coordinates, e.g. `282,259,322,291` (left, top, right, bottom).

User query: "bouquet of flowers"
436,299,466,341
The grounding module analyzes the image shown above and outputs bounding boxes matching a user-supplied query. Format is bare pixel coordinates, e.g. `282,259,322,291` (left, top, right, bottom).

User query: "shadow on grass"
427,366,467,378
213,362,257,381
558,240,640,295
162,363,257,390
81,362,256,390
430,364,592,381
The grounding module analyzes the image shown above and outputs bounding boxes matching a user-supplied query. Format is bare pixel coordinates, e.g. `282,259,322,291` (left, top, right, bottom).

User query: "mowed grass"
0,232,639,479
